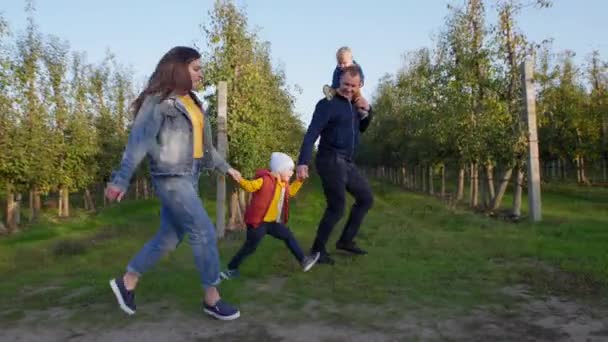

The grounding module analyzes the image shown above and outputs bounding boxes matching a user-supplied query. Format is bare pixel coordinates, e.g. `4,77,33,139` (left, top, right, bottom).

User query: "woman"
105,46,241,320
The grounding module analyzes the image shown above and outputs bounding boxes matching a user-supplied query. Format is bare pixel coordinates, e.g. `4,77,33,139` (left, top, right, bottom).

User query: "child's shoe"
301,251,320,272
220,269,240,280
322,85,336,100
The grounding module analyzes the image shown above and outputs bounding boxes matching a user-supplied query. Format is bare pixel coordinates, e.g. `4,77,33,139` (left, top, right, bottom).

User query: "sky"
2,0,607,125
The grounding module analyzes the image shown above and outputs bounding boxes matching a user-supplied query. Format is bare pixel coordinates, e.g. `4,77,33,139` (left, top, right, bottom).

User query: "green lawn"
0,177,607,327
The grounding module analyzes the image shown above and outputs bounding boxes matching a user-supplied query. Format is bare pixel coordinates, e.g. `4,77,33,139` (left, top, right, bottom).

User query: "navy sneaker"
110,277,136,315
336,241,368,255
203,299,240,320
220,269,240,280
316,251,335,265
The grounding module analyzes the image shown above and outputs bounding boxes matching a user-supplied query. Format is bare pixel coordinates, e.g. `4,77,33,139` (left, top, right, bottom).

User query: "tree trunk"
228,190,246,231
469,164,474,206
58,189,64,217
428,165,435,195
228,191,241,230
83,190,89,211
421,165,427,193
470,163,479,208
5,185,18,233
85,188,95,211
412,166,416,190
512,167,524,218
29,187,41,221
143,178,150,199
58,187,69,218
62,188,69,217
239,189,248,213
15,193,22,226
457,166,465,201
29,190,34,221
578,156,589,185
441,165,446,198
479,166,488,209
491,167,514,210
576,156,581,183
486,164,495,200
135,177,141,200
603,155,608,183
409,167,414,190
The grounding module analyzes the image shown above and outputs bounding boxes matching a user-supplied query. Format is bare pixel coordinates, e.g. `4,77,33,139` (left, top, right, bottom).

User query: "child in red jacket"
220,152,320,280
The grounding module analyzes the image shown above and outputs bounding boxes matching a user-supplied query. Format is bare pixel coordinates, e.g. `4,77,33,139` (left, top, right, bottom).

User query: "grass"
0,176,607,327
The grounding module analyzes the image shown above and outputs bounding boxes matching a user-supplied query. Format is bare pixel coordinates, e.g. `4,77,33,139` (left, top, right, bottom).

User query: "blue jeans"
126,161,221,289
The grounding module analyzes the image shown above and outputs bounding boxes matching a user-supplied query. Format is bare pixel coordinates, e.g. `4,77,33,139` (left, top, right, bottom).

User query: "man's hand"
227,168,243,182
354,96,370,112
105,184,125,203
296,165,309,180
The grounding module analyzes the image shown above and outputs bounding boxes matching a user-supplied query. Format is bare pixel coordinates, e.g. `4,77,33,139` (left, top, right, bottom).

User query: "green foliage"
359,0,603,183
201,0,303,175
0,4,134,220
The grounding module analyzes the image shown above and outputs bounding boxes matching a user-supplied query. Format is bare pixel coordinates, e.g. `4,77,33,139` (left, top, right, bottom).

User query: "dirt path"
2,285,608,341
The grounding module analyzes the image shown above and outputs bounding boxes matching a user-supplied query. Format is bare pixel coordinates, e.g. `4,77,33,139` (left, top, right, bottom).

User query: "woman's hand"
105,184,125,202
227,168,242,182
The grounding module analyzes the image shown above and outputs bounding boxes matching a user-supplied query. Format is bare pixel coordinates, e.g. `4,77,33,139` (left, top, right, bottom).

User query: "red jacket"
243,169,290,228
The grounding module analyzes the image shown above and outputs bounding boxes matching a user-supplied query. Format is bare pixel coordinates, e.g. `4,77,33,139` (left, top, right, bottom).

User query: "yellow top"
178,95,204,158
239,176,304,222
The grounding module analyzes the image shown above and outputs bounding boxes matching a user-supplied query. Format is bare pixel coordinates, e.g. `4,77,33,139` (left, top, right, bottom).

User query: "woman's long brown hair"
132,46,201,116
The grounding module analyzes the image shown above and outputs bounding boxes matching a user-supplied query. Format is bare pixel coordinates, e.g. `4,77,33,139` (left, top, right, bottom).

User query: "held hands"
227,168,243,183
296,165,309,180
105,184,125,202
354,96,370,113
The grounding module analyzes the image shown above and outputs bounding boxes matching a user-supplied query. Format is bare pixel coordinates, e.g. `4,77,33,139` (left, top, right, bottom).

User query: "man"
297,65,374,265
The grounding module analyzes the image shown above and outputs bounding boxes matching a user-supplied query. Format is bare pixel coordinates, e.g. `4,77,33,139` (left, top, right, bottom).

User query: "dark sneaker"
203,300,240,320
316,251,335,265
336,241,368,255
301,252,320,272
109,277,136,315
220,269,240,280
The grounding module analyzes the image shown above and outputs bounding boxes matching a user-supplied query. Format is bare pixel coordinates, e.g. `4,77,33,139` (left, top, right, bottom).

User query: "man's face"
339,72,361,100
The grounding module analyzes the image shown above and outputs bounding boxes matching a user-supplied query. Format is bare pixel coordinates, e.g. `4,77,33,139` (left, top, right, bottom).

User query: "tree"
42,35,71,217
587,51,608,182
14,2,55,220
66,52,99,212
0,14,22,231
201,0,303,228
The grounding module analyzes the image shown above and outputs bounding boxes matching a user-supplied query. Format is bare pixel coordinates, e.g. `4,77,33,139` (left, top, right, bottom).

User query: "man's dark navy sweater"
297,95,373,165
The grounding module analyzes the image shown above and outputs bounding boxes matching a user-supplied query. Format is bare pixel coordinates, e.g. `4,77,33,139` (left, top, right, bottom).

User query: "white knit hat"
270,152,295,173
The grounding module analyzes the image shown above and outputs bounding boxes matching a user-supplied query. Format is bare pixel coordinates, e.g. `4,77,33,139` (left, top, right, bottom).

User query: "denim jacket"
110,92,231,192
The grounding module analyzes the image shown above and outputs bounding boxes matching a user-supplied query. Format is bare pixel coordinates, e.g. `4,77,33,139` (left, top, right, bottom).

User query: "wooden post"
216,81,228,238
521,59,542,222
